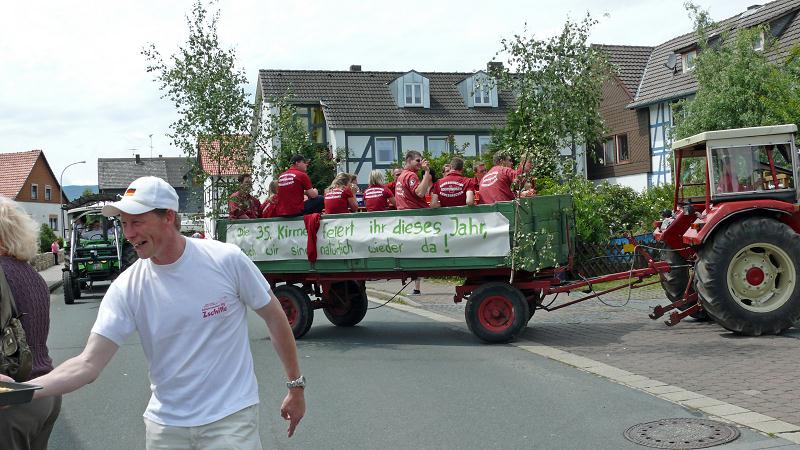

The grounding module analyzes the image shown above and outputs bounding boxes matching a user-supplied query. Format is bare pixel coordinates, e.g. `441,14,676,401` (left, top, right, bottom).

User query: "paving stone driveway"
367,279,800,427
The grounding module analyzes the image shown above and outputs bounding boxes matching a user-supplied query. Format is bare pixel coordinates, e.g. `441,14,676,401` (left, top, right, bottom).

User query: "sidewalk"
366,278,800,434
39,264,64,293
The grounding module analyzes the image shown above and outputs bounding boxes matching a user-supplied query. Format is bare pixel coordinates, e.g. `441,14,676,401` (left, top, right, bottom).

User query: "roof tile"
0,150,42,198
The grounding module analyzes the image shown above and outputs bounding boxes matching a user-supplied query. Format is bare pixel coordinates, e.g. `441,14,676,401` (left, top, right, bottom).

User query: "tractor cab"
672,124,799,209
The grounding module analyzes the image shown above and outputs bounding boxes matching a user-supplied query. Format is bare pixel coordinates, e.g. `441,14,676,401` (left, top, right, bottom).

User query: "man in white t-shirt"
12,176,306,449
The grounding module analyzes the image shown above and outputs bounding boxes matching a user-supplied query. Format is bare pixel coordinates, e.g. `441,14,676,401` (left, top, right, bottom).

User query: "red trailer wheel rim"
746,267,765,286
477,295,515,332
278,296,298,325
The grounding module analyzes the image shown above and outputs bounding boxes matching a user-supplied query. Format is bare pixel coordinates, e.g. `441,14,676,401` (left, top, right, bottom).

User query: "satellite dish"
665,54,678,73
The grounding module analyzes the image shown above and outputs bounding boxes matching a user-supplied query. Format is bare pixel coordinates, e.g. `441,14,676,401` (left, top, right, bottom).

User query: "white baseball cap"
102,176,180,217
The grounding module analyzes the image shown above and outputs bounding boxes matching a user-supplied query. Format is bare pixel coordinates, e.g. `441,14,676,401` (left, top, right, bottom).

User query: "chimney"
487,61,504,73
135,154,141,164
349,65,362,72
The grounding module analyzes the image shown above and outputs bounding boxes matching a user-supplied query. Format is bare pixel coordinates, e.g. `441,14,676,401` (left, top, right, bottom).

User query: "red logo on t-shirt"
202,301,228,319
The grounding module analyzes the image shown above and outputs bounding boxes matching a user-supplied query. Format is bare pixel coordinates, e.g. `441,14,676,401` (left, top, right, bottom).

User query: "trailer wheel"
323,281,368,327
63,271,75,305
660,247,709,321
695,217,800,335
465,282,529,343
273,284,314,339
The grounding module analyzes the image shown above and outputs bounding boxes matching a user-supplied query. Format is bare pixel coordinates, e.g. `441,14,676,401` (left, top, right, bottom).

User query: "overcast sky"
1,0,761,186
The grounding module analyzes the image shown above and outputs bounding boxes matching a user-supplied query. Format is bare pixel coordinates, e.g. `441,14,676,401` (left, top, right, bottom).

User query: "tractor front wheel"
465,282,529,343
273,284,314,339
660,246,708,321
695,217,800,335
63,271,75,305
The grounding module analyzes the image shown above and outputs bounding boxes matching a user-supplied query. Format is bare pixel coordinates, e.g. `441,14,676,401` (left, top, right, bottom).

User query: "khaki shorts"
144,404,262,450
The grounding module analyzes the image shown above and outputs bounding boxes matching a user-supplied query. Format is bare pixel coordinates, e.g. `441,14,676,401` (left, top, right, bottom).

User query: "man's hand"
280,388,305,438
420,159,430,172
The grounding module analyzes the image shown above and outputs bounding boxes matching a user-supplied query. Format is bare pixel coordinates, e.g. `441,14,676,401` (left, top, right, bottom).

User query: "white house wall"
20,202,61,230
596,173,649,192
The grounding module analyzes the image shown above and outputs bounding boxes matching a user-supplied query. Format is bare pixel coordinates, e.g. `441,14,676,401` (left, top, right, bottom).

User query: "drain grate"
623,418,740,449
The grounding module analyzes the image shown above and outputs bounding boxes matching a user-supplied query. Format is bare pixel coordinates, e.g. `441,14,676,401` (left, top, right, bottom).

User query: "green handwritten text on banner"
226,212,510,261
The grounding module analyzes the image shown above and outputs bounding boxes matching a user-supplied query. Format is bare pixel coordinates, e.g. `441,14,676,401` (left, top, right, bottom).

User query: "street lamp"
60,160,86,239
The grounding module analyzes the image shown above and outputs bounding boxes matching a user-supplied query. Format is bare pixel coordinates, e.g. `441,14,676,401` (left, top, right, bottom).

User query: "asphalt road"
44,285,793,449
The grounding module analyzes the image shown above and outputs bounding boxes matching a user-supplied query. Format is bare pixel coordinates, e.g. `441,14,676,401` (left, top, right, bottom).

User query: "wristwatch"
286,375,306,389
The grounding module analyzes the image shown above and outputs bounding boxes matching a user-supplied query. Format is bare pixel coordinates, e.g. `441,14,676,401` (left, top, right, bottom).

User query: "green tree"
257,94,338,192
673,3,800,139
489,14,609,180
81,188,94,197
39,223,59,254
142,0,256,233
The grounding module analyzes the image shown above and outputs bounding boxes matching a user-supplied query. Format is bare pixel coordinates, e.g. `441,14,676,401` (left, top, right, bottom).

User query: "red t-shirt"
324,186,355,214
432,171,475,207
478,165,522,204
364,185,393,211
260,198,277,218
395,169,429,210
228,192,261,219
385,181,396,194
276,168,312,216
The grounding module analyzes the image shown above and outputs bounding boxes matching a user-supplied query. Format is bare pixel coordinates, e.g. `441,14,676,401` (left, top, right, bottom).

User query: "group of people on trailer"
228,151,535,221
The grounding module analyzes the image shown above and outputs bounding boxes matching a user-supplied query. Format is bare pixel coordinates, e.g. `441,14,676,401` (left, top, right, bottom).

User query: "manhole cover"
623,418,740,449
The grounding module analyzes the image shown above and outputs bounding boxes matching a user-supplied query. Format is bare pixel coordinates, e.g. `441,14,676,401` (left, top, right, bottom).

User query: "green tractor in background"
61,194,137,304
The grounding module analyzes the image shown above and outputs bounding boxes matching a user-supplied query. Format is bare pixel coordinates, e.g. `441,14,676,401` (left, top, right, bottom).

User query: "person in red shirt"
228,174,261,219
473,162,487,186
323,173,359,214
385,168,402,195
260,180,279,218
395,151,432,210
275,155,323,217
478,152,530,204
364,170,395,212
430,157,476,208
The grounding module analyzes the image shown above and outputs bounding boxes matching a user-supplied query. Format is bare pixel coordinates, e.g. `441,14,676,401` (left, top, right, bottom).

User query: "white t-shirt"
91,237,271,427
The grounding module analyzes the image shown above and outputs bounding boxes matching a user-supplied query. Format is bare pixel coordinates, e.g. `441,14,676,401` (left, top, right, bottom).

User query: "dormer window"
404,83,423,106
682,50,697,73
474,86,491,106
753,31,765,51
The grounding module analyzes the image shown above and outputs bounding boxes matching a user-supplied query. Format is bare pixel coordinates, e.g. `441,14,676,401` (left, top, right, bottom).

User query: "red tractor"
653,124,800,335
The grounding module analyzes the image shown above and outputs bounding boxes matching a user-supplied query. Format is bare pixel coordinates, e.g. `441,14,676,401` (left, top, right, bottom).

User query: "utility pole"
149,134,154,158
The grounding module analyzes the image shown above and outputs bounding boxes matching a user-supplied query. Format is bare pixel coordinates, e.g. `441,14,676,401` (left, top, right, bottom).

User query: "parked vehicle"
61,194,137,304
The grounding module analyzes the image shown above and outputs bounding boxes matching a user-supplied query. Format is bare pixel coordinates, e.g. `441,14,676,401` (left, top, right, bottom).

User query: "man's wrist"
286,374,306,389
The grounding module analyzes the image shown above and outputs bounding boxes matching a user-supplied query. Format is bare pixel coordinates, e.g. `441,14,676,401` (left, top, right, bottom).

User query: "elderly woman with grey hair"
0,196,61,450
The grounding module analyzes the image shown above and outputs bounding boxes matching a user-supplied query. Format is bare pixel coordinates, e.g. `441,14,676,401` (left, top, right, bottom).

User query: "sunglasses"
414,159,421,163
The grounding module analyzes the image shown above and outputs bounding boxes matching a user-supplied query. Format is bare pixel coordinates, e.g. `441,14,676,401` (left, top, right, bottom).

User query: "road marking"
368,296,800,444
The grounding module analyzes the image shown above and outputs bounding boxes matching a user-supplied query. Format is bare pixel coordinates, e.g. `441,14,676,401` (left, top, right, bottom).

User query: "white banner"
225,212,511,261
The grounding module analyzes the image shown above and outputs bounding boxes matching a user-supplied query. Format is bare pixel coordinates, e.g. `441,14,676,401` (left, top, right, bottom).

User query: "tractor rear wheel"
465,282,529,343
660,247,709,321
323,281,368,327
273,284,314,339
695,217,800,335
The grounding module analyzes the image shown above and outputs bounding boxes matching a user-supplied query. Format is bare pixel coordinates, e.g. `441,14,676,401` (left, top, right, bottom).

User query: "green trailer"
219,195,575,343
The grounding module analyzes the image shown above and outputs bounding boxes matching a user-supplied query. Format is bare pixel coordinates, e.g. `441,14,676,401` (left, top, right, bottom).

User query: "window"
478,136,492,154
404,83,422,106
45,185,52,201
682,50,697,73
49,216,58,231
753,31,765,51
31,184,38,200
600,134,629,166
474,86,491,106
375,138,397,164
428,137,449,157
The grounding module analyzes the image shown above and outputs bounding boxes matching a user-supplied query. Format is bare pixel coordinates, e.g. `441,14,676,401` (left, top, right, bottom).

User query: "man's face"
120,211,174,262
241,176,252,192
476,165,486,176
406,156,422,170
393,168,403,178
294,161,308,172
